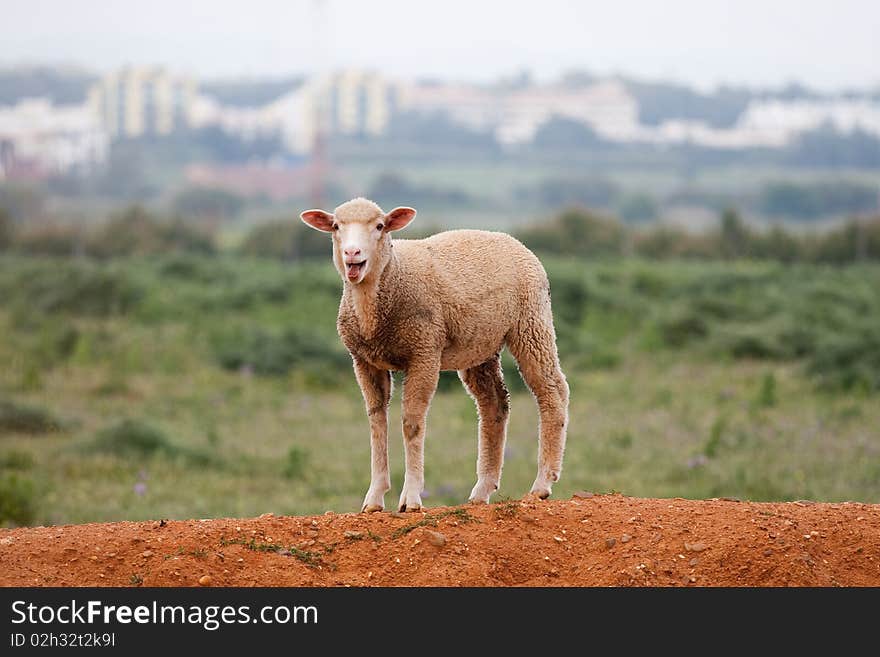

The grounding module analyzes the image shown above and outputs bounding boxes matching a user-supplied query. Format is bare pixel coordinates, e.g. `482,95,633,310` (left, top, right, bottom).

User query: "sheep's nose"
344,247,361,257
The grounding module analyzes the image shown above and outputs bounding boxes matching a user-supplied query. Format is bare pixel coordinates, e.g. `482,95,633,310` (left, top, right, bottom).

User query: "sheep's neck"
348,254,394,339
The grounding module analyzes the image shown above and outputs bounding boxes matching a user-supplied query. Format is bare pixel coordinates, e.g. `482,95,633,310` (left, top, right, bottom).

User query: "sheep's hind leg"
353,358,392,512
398,360,440,512
507,299,570,500
459,353,510,504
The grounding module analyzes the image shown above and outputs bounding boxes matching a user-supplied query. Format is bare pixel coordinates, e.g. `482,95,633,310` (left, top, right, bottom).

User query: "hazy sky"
2,0,878,90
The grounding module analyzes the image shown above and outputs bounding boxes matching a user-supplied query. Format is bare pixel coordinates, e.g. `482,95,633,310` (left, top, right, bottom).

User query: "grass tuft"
391,507,477,539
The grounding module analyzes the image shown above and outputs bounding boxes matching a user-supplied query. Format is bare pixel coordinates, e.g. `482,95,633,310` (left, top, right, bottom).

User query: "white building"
89,67,197,139
630,98,880,150
0,98,108,178
191,70,398,156
398,79,639,146
737,99,880,143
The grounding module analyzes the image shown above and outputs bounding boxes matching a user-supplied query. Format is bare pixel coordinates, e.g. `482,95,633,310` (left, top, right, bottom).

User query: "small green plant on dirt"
391,507,477,539
492,500,519,519
220,536,323,567
163,546,185,560
129,574,143,586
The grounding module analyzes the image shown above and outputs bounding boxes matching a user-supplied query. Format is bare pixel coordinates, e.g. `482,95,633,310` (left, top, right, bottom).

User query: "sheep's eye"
376,223,384,231
332,223,339,231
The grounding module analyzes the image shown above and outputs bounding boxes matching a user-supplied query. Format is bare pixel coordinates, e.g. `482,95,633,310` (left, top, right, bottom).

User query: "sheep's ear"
385,207,416,232
300,209,335,232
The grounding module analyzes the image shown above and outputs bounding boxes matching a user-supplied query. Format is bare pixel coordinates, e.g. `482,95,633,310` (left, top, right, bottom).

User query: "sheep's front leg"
353,357,392,512
398,360,440,512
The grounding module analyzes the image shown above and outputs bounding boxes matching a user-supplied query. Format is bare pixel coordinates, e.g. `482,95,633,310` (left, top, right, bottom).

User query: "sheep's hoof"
468,480,498,504
362,489,387,512
528,485,552,500
398,502,422,513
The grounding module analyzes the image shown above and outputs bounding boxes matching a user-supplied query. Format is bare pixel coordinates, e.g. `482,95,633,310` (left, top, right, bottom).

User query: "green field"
1,254,878,526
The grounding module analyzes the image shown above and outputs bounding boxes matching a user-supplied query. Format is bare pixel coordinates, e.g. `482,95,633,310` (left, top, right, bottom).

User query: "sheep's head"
300,197,416,285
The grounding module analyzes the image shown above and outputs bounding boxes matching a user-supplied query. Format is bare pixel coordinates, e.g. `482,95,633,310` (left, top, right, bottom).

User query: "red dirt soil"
2,495,878,587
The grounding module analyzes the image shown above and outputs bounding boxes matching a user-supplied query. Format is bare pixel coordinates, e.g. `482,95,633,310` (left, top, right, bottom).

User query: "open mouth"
345,260,366,281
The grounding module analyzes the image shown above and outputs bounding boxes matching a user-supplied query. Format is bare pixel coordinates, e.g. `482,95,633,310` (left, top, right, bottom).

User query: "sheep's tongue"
346,263,363,280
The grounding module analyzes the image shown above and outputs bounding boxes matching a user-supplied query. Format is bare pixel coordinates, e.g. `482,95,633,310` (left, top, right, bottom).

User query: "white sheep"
301,197,569,512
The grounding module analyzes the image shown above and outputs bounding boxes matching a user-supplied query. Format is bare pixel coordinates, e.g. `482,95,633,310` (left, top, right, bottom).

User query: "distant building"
0,98,107,178
88,67,196,139
631,98,880,150
397,79,639,146
737,99,880,143
191,70,397,155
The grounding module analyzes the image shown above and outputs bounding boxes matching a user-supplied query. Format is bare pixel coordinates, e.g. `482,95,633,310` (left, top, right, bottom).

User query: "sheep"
300,197,569,512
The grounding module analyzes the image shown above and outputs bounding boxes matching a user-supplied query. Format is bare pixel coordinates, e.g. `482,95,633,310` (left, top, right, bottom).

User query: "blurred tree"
95,142,156,200
755,225,802,263
0,208,12,250
0,184,46,221
239,219,329,261
367,172,470,208
517,176,618,209
382,112,498,151
616,193,658,222
719,208,752,258
0,67,94,104
760,179,878,219
173,186,244,219
623,79,752,128
531,116,604,150
88,205,215,257
787,125,880,168
516,208,624,256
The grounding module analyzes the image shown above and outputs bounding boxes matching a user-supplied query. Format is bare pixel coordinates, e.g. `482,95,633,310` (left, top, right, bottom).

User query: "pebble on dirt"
605,538,617,549
684,542,709,552
424,530,446,548
198,575,212,586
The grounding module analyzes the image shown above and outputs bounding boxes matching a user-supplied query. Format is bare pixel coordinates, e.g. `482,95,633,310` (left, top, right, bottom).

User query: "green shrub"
557,332,620,370
89,419,215,465
13,222,85,256
213,326,349,378
0,399,64,434
547,270,589,326
716,326,789,360
808,326,880,392
657,310,709,348
517,208,625,257
0,474,37,526
87,205,215,257
282,446,310,480
239,220,330,261
8,263,142,316
0,450,35,470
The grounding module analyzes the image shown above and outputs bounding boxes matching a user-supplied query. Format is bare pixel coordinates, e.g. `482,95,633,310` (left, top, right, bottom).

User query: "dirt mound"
1,495,878,587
